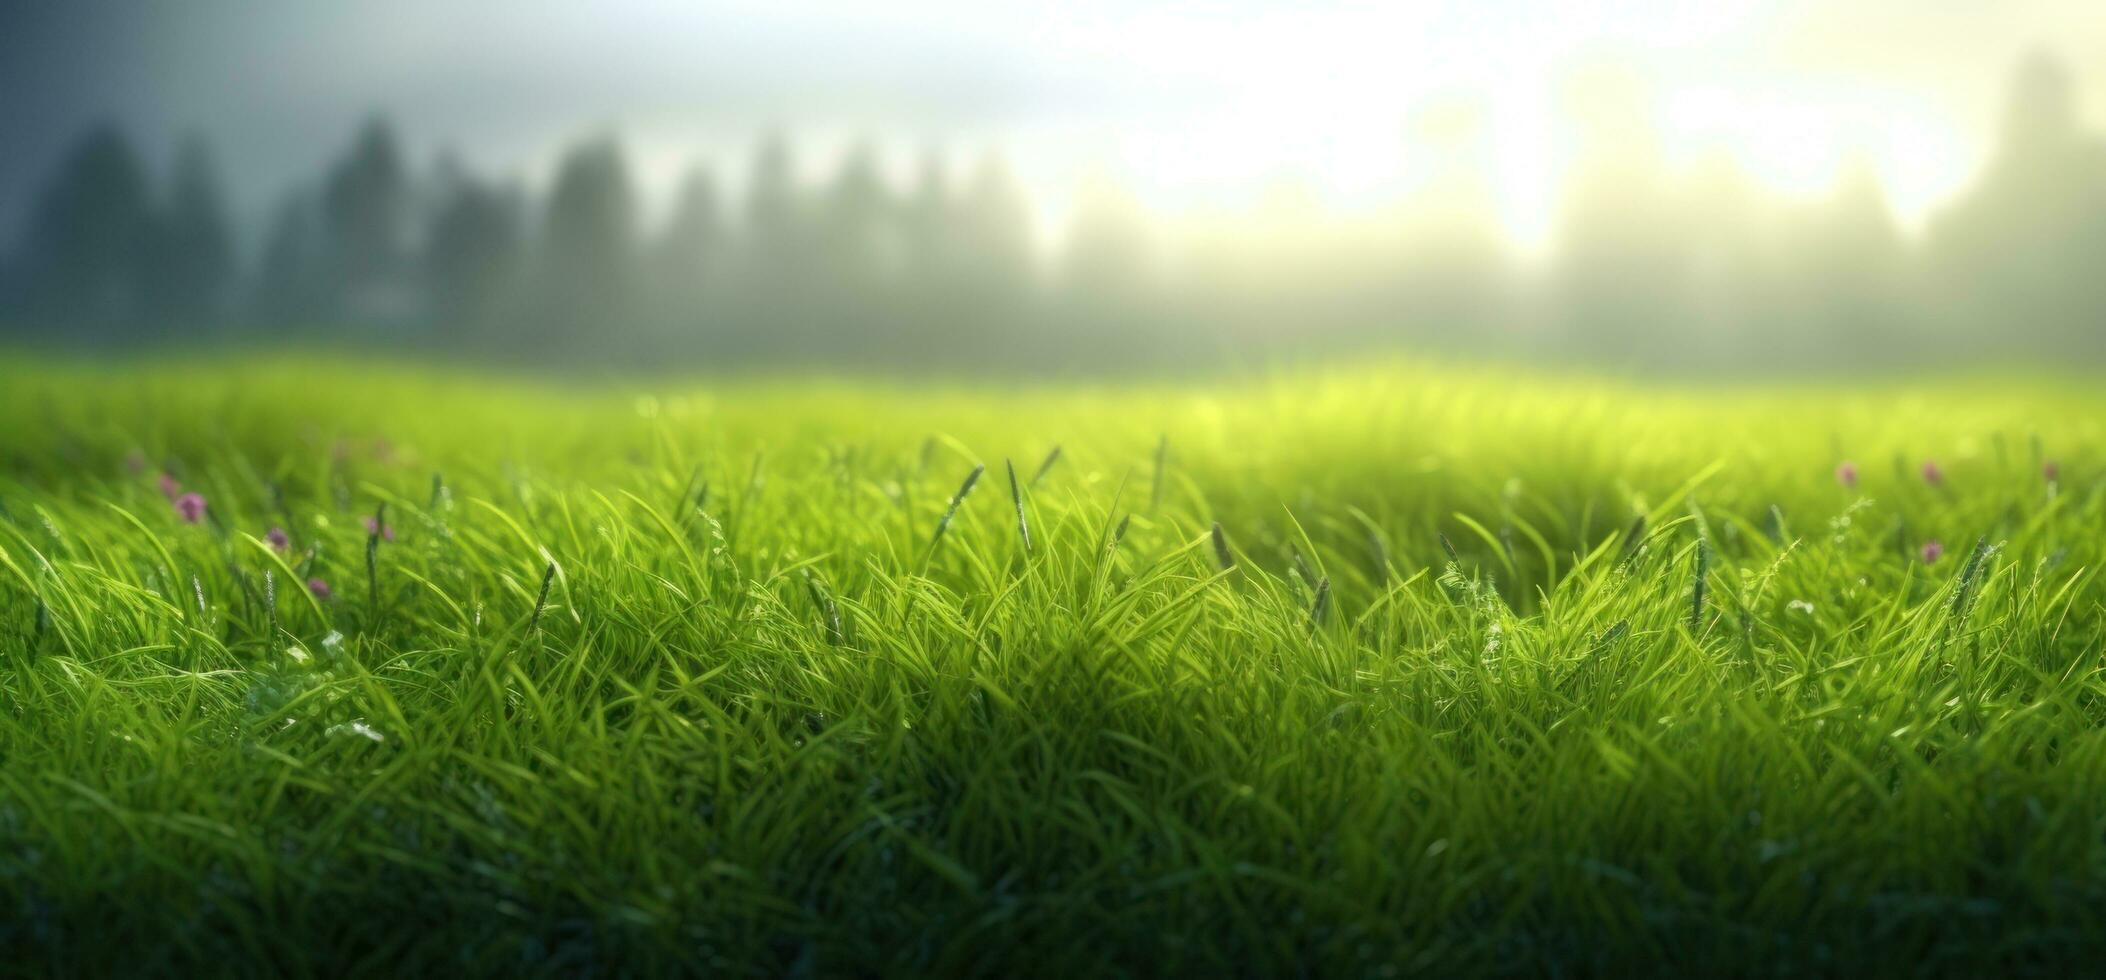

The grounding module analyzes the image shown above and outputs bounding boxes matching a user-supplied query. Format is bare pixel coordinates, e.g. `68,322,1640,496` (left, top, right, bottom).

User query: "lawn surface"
2,355,2103,976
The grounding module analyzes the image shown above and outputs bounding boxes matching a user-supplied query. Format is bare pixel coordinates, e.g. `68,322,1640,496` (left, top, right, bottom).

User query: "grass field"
2,354,2104,976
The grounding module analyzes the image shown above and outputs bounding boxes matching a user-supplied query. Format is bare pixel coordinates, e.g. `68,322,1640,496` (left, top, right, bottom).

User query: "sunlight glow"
941,0,1987,250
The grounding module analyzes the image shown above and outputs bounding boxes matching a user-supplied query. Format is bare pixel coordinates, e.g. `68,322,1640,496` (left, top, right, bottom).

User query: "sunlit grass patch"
1,355,2103,975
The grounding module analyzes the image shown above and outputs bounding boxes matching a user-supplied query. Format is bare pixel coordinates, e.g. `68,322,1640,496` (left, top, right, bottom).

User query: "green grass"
2,354,2103,976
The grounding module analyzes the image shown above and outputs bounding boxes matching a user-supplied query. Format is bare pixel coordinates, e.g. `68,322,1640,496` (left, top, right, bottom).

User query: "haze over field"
3,1,2104,371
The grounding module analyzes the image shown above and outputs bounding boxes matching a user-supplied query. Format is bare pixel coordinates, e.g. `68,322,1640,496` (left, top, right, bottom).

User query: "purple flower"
1920,539,1945,564
1920,459,1945,488
124,450,147,474
362,516,395,542
265,526,290,553
173,492,207,524
157,472,182,501
306,577,332,600
2044,459,2060,483
1835,461,1859,490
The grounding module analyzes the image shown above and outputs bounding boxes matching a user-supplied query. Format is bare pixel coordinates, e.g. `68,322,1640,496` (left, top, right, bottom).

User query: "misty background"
2,1,2103,373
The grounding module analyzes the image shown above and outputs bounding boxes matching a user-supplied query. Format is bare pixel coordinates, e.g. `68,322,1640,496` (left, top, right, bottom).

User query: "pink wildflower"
1920,459,1945,488
265,527,290,553
1835,461,1859,490
362,516,395,542
306,577,332,600
1920,539,1945,564
2044,459,2060,483
174,492,207,524
157,472,182,500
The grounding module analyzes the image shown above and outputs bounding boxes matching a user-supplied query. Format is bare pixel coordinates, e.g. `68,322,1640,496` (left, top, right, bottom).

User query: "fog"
3,2,2103,373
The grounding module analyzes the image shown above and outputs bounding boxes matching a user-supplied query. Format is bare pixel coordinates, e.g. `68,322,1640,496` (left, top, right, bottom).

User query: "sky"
3,0,2103,254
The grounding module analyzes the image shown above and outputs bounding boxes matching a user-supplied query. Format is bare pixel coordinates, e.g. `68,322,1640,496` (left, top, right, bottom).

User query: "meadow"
2,354,2103,976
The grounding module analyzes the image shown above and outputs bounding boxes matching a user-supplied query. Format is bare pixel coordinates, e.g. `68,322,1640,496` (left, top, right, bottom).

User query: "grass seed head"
1006,458,1031,552
1030,445,1062,487
1690,536,1710,630
931,463,986,548
530,560,558,633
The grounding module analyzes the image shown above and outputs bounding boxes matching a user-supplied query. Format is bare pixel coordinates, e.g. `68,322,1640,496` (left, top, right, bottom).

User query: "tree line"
2,51,2102,372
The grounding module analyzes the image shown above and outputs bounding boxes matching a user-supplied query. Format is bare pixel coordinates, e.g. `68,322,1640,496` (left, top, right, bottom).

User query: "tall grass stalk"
930,463,985,549
1006,458,1030,552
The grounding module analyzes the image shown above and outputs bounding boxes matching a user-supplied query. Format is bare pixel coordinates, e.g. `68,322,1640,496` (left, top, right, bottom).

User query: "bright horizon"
3,1,2104,255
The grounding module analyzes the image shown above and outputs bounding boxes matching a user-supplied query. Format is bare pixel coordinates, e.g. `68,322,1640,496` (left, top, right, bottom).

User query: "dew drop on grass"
327,719,385,743
244,669,317,719
313,630,348,668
